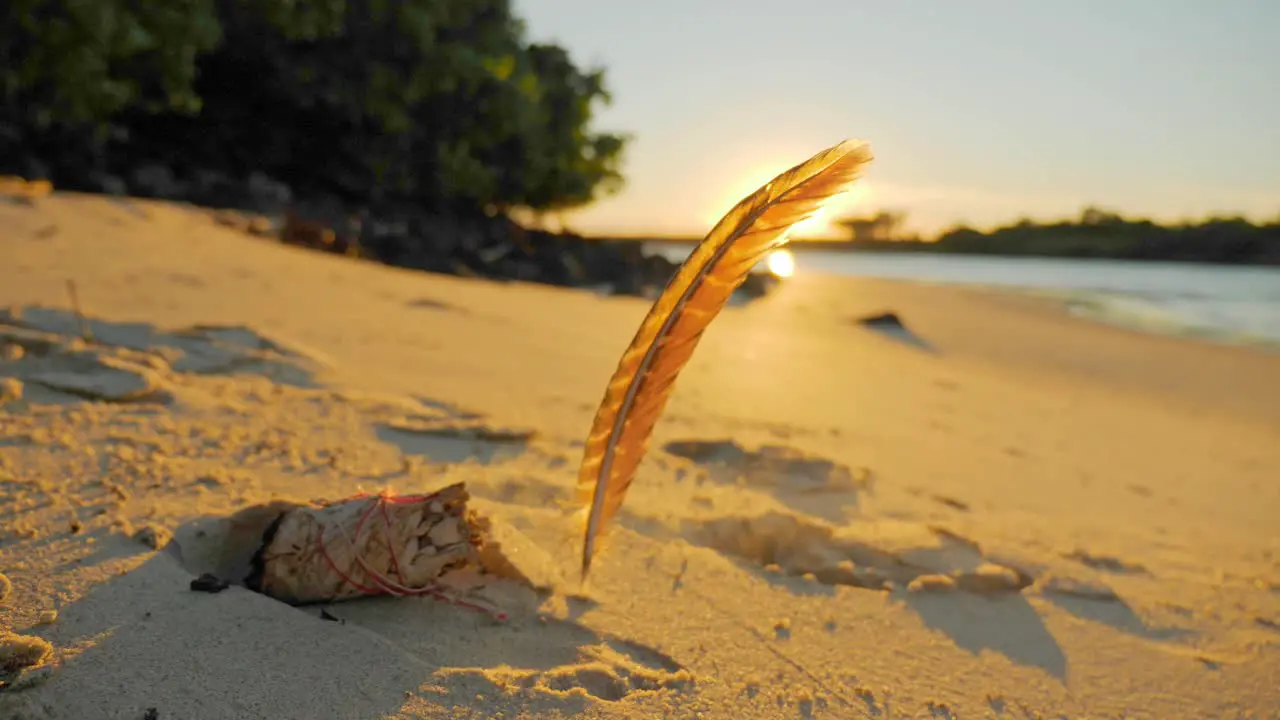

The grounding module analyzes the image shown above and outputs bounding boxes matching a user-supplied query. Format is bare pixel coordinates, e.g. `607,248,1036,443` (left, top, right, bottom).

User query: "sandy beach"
2,192,1278,719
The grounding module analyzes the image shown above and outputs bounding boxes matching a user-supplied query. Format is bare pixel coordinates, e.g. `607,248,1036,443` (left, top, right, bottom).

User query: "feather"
574,139,874,577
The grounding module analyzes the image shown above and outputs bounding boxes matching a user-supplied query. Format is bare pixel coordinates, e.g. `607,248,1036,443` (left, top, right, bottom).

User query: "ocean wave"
783,251,1280,350
1018,288,1280,350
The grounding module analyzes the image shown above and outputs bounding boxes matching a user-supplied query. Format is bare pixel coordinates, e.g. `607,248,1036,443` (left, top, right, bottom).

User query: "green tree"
3,0,628,218
1,0,221,128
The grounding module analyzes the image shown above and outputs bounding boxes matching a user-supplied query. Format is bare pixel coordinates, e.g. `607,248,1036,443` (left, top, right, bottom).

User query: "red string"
313,488,508,621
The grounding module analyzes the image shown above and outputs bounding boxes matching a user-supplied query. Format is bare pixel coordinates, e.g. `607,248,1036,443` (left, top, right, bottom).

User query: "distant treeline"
832,208,1280,265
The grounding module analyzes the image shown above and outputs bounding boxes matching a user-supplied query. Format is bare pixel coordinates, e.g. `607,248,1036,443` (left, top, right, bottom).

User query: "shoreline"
787,273,1280,428
2,194,1278,719
826,270,1280,353
638,238,1280,268
764,256,1280,352
649,241,1280,352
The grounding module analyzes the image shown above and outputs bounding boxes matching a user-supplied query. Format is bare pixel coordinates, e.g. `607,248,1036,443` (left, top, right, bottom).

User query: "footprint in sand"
500,643,688,701
343,392,538,467
480,477,565,508
1063,548,1149,575
0,306,331,401
28,351,169,403
684,511,1034,595
436,620,691,707
374,418,536,466
663,438,873,523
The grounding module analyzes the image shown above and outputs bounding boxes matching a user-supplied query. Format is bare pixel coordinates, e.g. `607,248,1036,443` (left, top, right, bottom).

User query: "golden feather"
574,139,874,577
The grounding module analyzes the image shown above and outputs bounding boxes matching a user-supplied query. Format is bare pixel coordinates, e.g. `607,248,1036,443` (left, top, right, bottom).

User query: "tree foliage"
1,0,627,215
1,0,221,125
835,210,908,243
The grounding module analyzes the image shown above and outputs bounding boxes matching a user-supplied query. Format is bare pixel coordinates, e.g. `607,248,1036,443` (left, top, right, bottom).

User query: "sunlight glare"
703,160,875,240
766,249,796,277
789,206,829,237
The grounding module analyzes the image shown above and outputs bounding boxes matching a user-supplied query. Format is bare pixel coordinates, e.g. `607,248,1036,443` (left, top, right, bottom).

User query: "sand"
1,192,1278,719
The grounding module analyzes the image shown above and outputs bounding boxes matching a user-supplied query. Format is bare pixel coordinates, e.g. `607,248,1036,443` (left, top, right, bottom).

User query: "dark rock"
19,157,51,182
88,172,127,197
186,169,241,208
189,573,231,594
857,312,907,330
246,171,292,211
581,239,647,295
737,272,780,301
17,147,785,304
640,253,679,290
130,163,186,200
853,311,935,351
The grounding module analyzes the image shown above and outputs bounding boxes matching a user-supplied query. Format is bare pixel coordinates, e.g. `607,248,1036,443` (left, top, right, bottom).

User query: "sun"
766,248,796,277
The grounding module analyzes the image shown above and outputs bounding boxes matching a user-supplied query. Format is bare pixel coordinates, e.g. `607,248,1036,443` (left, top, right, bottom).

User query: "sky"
514,0,1280,239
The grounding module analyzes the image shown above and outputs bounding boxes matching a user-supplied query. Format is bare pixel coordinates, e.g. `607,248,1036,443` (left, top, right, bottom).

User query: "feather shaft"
575,139,874,577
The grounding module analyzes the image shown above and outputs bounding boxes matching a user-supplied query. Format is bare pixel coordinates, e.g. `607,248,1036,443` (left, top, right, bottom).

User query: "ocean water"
645,244,1280,349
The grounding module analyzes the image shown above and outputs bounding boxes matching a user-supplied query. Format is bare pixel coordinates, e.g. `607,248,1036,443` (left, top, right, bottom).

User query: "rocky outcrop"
3,156,783,303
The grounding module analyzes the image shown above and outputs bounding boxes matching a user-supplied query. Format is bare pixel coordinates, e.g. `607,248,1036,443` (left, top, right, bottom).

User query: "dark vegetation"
0,0,776,298
833,209,1280,265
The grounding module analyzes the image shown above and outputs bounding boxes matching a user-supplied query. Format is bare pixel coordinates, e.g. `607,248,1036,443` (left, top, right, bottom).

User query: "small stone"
907,574,957,593
1,344,23,361
0,377,22,403
190,573,231,594
133,525,172,550
36,610,57,625
953,563,1028,594
1035,574,1119,601
0,630,52,674
248,216,275,237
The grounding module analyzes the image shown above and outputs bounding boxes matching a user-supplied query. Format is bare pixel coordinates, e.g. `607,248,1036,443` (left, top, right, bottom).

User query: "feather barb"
574,139,874,577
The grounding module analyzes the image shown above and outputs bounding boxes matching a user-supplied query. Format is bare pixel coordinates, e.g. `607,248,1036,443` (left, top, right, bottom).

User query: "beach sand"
1,193,1278,719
